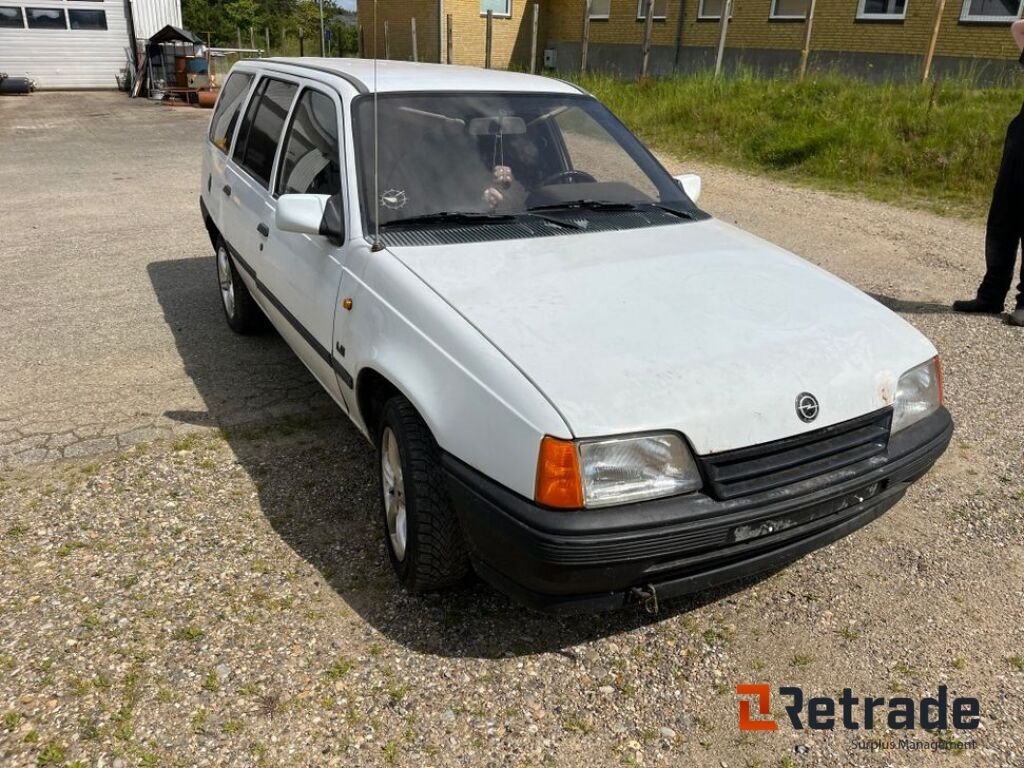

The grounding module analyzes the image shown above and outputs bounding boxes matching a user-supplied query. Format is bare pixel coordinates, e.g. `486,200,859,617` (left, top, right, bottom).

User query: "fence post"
411,17,418,61
236,26,242,48
249,26,255,50
447,14,453,63
921,0,947,83
581,0,592,73
264,27,270,57
530,3,539,73
357,24,363,57
299,27,305,56
384,20,390,59
798,0,816,81
485,10,494,68
714,0,732,78
282,26,287,55
640,0,656,79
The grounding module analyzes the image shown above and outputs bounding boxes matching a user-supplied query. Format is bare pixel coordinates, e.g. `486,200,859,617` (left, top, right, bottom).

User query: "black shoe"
952,298,1004,314
1008,307,1024,327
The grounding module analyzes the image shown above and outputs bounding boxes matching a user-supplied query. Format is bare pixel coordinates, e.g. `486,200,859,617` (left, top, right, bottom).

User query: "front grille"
699,409,893,501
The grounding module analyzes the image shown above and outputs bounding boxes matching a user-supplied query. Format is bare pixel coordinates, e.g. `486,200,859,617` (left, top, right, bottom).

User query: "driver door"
259,83,352,407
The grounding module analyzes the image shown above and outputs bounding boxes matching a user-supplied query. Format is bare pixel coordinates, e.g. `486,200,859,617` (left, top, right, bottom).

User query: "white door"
259,84,352,406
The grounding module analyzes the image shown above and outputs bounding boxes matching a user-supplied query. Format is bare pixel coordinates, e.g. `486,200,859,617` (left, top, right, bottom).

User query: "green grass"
575,70,1022,218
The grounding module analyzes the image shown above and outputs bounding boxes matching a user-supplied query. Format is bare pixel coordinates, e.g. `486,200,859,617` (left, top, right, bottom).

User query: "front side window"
353,92,698,234
0,6,24,27
636,0,668,18
233,78,299,188
960,0,1021,20
771,0,809,18
209,71,254,153
277,89,342,197
69,9,106,29
26,8,66,29
480,0,511,17
857,0,908,19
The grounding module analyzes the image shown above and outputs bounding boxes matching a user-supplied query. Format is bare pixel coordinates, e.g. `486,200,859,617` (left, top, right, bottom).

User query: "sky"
339,0,356,10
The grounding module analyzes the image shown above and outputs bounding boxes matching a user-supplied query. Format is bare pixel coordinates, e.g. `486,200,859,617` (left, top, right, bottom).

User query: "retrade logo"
795,392,820,423
737,684,778,731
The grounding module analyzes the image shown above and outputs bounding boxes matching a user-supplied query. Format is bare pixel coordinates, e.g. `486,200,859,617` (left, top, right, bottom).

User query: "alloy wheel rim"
381,427,408,561
217,246,235,317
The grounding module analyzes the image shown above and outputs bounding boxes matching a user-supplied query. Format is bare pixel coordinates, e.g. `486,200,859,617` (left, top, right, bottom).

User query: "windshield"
352,92,697,233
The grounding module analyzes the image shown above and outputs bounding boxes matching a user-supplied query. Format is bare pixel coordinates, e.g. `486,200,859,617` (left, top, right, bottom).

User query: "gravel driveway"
1,92,1023,768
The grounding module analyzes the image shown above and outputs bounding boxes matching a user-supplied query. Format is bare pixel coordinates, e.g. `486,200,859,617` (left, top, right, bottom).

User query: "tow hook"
630,584,660,615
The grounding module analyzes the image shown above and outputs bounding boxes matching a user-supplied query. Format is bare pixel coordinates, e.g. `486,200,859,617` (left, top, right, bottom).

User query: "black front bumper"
443,408,953,614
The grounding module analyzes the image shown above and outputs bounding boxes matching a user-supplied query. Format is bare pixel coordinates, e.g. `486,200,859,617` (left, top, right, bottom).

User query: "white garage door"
0,0,131,89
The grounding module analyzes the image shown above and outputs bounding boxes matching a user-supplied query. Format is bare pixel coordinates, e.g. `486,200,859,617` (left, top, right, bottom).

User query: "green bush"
575,70,1023,217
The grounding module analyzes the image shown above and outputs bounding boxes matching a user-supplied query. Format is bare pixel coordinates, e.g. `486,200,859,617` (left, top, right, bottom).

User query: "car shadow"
148,255,776,659
867,292,956,316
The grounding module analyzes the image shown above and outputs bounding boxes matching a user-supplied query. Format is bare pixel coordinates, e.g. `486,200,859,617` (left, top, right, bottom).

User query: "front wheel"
378,396,470,593
215,238,264,334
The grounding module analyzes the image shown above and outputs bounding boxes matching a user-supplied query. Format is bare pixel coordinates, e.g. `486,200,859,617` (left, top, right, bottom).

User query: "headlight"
579,434,703,507
535,433,702,509
892,357,943,433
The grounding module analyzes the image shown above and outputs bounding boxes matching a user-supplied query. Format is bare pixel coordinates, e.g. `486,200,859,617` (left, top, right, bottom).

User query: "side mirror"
276,193,345,246
674,173,702,204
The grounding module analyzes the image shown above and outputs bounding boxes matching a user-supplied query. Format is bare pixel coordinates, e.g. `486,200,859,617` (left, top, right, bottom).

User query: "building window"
960,0,1022,21
0,5,24,27
589,0,612,19
69,9,107,29
480,0,511,17
25,7,67,28
698,0,734,19
856,0,908,20
637,0,668,18
771,0,809,18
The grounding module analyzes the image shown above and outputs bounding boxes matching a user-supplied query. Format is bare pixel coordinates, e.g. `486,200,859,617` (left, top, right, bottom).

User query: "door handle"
222,184,232,196
256,222,270,237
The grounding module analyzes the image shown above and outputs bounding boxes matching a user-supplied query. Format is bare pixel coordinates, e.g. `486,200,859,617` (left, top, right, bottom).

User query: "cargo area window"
69,9,106,30
856,0,908,19
233,77,299,189
25,7,66,29
0,6,24,27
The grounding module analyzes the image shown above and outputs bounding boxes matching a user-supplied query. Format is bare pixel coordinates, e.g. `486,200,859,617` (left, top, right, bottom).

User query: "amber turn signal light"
535,436,584,509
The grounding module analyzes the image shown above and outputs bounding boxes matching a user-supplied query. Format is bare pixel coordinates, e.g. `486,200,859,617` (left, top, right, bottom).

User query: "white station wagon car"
199,58,952,613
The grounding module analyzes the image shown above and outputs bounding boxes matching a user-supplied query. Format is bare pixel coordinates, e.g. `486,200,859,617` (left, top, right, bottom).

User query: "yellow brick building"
359,0,1023,81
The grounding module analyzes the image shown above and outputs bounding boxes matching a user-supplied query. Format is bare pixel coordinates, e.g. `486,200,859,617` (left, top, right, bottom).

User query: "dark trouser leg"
978,143,1024,307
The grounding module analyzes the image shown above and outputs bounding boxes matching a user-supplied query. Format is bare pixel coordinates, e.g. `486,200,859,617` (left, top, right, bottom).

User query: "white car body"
199,59,951,612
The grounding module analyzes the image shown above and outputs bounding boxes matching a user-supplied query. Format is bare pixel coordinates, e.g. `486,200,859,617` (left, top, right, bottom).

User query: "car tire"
215,238,264,334
378,395,471,593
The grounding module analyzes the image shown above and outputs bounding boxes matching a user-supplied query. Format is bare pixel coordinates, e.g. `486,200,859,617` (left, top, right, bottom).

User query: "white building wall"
0,0,181,89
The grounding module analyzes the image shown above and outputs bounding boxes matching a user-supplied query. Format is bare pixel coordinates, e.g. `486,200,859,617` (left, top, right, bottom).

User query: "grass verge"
576,70,1022,218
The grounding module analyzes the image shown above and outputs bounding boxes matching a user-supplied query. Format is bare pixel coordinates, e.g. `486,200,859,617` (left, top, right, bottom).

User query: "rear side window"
209,72,254,154
0,6,24,27
26,7,66,28
276,89,341,197
233,78,298,189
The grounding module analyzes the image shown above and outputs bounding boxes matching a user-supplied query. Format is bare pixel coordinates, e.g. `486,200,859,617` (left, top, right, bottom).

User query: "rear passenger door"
204,70,255,230
260,84,350,405
223,75,299,279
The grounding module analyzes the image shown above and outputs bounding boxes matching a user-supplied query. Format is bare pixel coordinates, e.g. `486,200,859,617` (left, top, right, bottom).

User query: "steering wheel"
540,169,597,186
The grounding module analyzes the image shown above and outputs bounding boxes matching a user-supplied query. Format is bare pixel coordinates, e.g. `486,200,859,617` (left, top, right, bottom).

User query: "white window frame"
636,0,668,19
697,0,734,20
855,0,909,21
589,0,611,20
480,0,512,18
959,0,1023,22
770,0,809,19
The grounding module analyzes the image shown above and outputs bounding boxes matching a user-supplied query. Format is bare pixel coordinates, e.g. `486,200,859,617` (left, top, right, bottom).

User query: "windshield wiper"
528,200,697,221
379,211,516,230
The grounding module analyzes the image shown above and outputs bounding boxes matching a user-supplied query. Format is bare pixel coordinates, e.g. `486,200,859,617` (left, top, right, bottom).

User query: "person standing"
953,19,1024,325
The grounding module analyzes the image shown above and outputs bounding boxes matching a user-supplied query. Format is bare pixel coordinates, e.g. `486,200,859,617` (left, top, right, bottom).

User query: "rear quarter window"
209,71,255,154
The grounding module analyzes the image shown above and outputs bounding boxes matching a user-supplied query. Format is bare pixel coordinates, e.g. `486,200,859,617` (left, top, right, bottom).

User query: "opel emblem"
795,392,820,423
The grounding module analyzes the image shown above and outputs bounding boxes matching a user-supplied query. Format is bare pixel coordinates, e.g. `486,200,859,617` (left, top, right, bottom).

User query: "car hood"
387,220,937,455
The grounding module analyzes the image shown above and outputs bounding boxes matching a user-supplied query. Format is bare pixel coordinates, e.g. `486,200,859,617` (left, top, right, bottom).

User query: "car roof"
259,58,584,96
